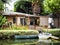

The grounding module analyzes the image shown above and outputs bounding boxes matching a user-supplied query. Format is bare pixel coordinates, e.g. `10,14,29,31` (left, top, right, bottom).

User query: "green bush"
0,15,6,28
43,29,60,37
0,30,39,39
0,30,39,35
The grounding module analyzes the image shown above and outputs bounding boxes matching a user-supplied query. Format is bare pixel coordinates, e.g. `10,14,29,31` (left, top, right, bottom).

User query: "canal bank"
0,30,39,39
43,29,60,38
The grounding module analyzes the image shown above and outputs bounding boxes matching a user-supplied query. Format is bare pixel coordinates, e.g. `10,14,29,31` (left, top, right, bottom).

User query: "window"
30,18,39,25
30,18,35,25
20,18,26,25
13,17,16,24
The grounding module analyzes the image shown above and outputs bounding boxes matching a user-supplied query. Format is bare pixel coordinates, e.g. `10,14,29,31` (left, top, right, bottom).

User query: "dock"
51,36,59,39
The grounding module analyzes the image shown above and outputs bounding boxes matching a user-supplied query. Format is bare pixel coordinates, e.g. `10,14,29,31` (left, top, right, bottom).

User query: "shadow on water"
0,39,60,45
0,39,38,45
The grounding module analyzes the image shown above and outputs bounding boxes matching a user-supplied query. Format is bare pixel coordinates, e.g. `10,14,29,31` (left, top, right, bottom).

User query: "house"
2,12,49,29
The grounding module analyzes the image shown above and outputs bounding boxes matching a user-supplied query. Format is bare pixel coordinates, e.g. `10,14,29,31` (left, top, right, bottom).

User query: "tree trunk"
32,1,40,15
33,4,40,15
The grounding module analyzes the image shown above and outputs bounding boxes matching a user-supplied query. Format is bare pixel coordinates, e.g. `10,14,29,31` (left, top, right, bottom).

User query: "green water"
0,39,60,45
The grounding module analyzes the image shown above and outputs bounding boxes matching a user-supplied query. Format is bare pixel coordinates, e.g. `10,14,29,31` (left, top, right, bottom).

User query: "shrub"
43,29,60,37
0,15,6,29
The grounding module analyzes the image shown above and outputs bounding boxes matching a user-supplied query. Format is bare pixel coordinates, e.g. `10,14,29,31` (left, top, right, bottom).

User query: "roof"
2,11,40,17
2,11,26,16
2,11,49,17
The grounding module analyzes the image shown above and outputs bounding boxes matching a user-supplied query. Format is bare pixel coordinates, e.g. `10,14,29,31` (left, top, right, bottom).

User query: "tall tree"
14,1,32,14
43,0,60,15
14,0,41,15
31,0,41,15
24,0,41,15
43,0,60,27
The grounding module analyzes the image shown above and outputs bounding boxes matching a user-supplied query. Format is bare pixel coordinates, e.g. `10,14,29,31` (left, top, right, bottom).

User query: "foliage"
0,0,4,11
14,0,42,14
0,30,39,35
0,15,6,28
0,30,39,39
10,25,28,30
0,0,11,11
27,0,41,14
1,0,12,4
14,1,32,14
43,0,60,15
1,25,29,30
43,29,60,37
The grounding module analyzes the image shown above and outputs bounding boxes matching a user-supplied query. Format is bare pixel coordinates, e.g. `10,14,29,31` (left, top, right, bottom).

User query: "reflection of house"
3,12,49,29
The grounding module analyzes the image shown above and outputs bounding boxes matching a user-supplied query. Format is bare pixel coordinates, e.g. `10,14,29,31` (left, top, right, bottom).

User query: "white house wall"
16,17,20,25
40,16,49,27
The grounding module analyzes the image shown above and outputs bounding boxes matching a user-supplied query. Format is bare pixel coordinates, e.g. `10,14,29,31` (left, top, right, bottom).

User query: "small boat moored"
15,35,38,39
38,33,59,39
38,33,52,39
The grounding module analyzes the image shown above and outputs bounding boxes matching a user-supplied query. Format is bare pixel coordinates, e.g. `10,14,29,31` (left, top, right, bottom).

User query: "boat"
38,33,59,39
15,35,38,39
38,33,52,39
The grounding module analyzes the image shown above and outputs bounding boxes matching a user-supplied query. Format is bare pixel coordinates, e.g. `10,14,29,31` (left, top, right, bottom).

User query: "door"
20,17,26,26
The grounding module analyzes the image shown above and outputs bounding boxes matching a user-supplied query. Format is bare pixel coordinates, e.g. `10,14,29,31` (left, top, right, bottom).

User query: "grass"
0,25,29,30
43,28,60,32
0,30,39,35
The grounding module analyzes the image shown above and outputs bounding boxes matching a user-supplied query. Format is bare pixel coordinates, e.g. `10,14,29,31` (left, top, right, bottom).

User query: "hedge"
43,29,60,37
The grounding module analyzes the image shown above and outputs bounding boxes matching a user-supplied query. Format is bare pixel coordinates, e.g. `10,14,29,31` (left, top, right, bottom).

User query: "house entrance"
30,17,39,26
20,17,26,26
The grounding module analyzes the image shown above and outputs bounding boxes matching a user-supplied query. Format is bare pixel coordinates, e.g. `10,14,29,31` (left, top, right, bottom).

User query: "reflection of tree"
0,39,38,45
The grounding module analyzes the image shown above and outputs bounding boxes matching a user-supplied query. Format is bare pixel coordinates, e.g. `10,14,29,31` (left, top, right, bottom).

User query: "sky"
6,0,17,11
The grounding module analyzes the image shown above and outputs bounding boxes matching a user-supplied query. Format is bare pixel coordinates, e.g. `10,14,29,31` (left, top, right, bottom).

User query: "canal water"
0,39,60,45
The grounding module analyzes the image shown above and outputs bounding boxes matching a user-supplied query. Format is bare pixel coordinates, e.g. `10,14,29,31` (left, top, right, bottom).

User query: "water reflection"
0,39,38,45
0,39,60,45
